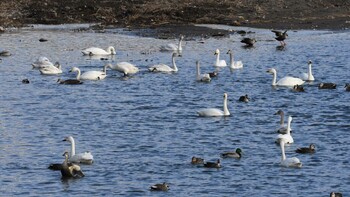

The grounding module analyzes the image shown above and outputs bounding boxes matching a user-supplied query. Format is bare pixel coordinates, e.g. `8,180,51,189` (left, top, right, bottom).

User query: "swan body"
267,68,305,86
197,93,230,117
214,49,227,67
227,49,243,69
160,35,184,53
63,136,94,164
107,62,139,76
70,65,108,80
61,152,85,178
196,61,211,82
39,62,62,75
82,46,116,56
280,140,302,168
276,116,293,144
300,60,315,81
148,53,180,73
32,56,54,69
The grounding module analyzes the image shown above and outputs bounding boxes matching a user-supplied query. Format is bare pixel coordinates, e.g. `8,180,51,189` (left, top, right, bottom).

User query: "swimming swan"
196,61,211,82
32,56,54,69
160,35,184,53
39,62,62,75
82,46,116,56
275,110,292,134
275,116,293,144
197,93,230,117
61,152,85,178
70,65,108,80
63,136,94,164
280,140,302,168
107,62,139,76
300,60,314,81
227,49,243,69
148,53,180,73
267,68,305,87
214,49,227,67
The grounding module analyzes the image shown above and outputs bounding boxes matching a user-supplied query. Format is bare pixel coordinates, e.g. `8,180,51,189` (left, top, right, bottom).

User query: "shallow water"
0,25,349,196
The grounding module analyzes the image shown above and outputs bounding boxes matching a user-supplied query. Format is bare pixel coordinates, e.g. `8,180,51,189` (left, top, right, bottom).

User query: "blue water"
0,24,349,196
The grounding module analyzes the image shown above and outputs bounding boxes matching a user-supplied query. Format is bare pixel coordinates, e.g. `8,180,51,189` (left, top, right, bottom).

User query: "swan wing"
39,64,62,75
197,108,224,117
277,76,305,86
80,71,106,80
149,64,172,72
70,152,94,164
282,157,302,167
276,134,293,144
198,74,211,82
215,60,227,67
82,47,108,55
300,72,308,81
160,43,178,51
231,61,243,69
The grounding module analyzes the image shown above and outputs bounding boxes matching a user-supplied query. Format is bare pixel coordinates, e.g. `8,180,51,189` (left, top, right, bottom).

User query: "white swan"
148,53,180,73
70,65,108,80
227,49,243,69
39,62,62,75
107,62,139,76
267,68,305,87
275,116,293,144
196,61,211,82
275,110,293,134
214,49,227,67
197,93,230,117
32,56,54,69
63,136,94,164
82,46,116,56
280,140,302,168
160,35,184,53
300,60,315,81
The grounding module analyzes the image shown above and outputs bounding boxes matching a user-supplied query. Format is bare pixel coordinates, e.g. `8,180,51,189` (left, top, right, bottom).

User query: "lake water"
0,24,349,196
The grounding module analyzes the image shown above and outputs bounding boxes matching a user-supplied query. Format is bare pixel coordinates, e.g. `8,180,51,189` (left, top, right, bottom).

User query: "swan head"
69,67,80,73
214,49,220,55
274,110,284,115
179,35,184,41
223,92,228,99
308,60,312,65
62,151,69,157
63,136,74,143
226,49,232,55
288,116,293,123
107,46,116,55
266,68,277,74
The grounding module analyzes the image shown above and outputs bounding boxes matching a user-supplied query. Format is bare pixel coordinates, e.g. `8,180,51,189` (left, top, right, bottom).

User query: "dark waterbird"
60,152,85,178
344,83,350,91
221,148,242,159
238,94,250,102
22,79,30,84
295,144,316,154
330,192,343,197
57,78,83,85
241,38,257,47
48,163,63,171
272,30,288,46
293,84,305,92
150,182,169,191
318,83,336,89
204,159,221,168
191,156,204,164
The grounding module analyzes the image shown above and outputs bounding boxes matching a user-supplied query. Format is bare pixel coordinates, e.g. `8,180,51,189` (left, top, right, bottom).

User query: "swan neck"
172,55,178,71
196,62,200,79
216,52,220,65
308,64,313,79
70,138,76,156
223,96,230,115
280,141,286,161
76,69,81,80
286,118,291,135
272,71,277,85
280,113,284,126
229,53,233,67
178,39,182,51
103,65,108,73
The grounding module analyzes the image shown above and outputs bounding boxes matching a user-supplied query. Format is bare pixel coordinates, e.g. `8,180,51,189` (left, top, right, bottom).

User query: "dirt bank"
1,0,349,33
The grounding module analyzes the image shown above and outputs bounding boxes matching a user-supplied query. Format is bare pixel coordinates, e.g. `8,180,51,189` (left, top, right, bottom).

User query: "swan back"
267,68,305,86
197,93,230,117
214,49,227,67
196,61,211,82
227,49,243,69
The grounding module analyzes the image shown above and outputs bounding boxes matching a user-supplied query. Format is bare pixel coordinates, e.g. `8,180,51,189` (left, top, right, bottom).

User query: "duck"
221,148,242,159
197,93,230,117
191,156,204,164
279,140,302,168
330,192,343,197
275,110,292,134
63,136,94,164
196,61,211,82
300,60,315,81
148,53,180,73
61,152,85,178
295,144,316,154
266,68,305,87
39,62,62,75
238,94,249,103
272,30,288,46
275,116,293,144
70,65,108,80
214,49,227,67
227,49,243,69
241,38,257,47
82,46,116,56
293,84,305,92
57,78,83,85
22,79,30,84
107,62,139,76
204,159,221,168
208,71,218,78
160,35,184,53
345,83,350,91
32,56,54,69
150,182,169,191
319,83,336,89
0,50,11,57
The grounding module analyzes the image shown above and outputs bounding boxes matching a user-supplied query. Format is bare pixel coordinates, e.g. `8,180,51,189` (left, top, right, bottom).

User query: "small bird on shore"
191,156,204,164
272,30,288,46
295,144,316,154
319,83,336,89
293,84,305,92
204,159,221,168
241,38,257,47
238,94,250,102
150,182,169,191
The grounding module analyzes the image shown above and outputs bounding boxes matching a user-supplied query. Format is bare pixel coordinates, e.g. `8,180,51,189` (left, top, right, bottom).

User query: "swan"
204,159,221,168
267,68,305,86
70,65,108,80
148,53,180,73
32,56,54,69
160,35,184,53
275,110,293,134
295,144,316,154
61,152,85,178
107,62,139,76
227,49,243,69
275,116,293,144
82,46,116,56
196,61,211,82
191,156,204,164
63,136,94,164
220,148,242,159
214,49,227,67
39,62,62,75
300,60,315,81
150,182,169,191
279,140,302,168
197,93,230,117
